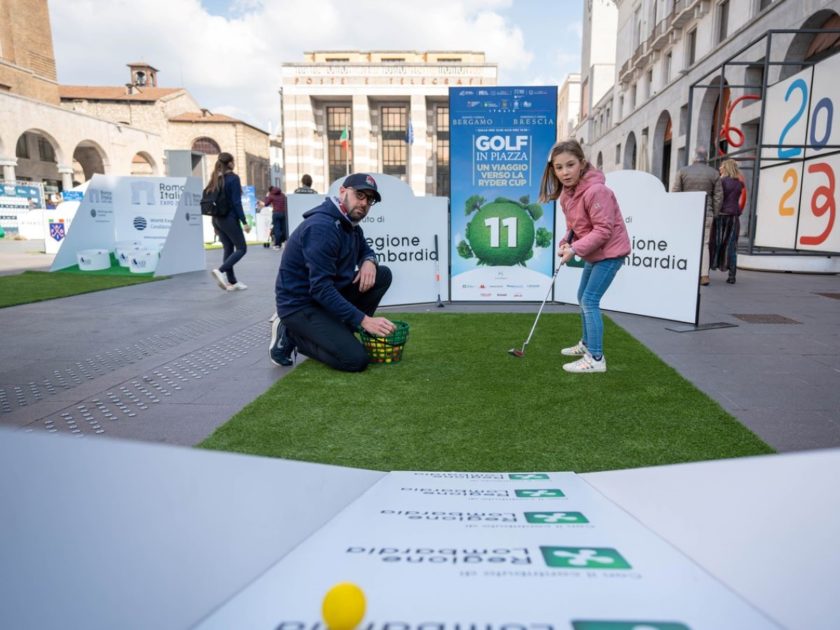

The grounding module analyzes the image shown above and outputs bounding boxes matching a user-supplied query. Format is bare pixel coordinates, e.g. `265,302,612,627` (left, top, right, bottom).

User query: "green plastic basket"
360,320,410,364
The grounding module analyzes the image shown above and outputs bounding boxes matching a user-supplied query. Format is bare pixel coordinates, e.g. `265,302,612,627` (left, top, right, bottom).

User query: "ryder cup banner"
50,175,205,276
287,173,449,306
199,471,773,627
449,86,557,301
554,171,704,324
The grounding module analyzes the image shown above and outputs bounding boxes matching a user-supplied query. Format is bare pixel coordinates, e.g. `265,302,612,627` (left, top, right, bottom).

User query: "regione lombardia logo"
525,511,588,524
540,546,631,570
509,473,549,480
514,489,565,498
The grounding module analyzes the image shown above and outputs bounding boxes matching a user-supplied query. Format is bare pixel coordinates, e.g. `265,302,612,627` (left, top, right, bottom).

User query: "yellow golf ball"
322,582,366,630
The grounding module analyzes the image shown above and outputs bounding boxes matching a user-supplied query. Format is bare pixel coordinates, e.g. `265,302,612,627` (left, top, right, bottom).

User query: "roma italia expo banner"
449,86,558,301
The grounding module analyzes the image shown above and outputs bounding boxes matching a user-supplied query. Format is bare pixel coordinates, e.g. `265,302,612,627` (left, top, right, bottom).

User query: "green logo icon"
572,623,690,630
540,546,631,569
457,197,552,267
509,473,550,480
524,511,588,524
514,489,565,498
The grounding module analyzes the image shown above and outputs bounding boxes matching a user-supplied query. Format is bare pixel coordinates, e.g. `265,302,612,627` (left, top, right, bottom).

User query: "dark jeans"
271,212,287,247
283,265,392,372
212,213,247,284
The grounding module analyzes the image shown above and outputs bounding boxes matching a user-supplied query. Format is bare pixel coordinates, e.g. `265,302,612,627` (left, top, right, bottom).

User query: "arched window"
192,137,221,155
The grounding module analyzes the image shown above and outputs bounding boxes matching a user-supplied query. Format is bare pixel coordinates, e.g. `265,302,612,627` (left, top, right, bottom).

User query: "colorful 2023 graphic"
755,52,839,253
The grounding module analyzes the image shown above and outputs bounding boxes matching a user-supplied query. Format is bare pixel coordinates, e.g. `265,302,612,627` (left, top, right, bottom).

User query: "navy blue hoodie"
275,198,377,326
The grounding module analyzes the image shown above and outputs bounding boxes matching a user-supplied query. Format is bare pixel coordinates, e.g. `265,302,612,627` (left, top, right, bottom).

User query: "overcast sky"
49,0,582,131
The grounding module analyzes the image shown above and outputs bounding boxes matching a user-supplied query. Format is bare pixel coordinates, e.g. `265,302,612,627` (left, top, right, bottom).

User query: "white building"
558,73,582,140
279,51,497,197
579,0,840,187
577,0,620,146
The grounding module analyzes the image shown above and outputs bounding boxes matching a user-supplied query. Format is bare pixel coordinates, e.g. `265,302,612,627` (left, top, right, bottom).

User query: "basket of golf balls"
360,320,409,364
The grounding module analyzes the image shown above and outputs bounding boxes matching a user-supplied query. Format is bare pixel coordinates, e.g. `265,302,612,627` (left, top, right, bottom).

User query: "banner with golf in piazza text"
449,86,557,301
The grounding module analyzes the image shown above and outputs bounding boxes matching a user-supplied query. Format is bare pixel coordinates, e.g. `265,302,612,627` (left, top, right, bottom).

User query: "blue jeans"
577,257,624,359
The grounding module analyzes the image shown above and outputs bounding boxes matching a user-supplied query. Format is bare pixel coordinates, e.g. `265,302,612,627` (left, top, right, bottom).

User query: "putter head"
508,348,525,357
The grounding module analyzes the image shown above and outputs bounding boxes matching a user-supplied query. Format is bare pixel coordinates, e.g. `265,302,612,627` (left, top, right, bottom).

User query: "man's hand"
353,259,377,293
361,315,395,337
558,243,574,264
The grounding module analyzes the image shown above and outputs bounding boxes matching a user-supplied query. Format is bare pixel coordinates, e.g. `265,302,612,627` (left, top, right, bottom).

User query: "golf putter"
508,262,564,358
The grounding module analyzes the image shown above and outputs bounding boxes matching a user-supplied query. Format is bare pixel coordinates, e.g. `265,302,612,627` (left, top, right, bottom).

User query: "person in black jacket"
206,152,250,291
269,173,394,371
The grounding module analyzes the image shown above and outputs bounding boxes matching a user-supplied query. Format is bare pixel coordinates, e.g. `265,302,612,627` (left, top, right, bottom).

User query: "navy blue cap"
342,173,381,203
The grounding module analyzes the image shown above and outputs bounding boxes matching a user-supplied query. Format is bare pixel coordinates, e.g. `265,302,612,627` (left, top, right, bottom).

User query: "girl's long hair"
538,139,589,203
204,152,234,195
720,158,742,179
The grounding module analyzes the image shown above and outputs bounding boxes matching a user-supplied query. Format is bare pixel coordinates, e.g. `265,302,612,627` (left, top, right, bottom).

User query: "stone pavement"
1,239,838,451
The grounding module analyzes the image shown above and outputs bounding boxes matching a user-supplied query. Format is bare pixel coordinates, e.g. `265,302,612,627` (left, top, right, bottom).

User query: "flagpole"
346,127,350,176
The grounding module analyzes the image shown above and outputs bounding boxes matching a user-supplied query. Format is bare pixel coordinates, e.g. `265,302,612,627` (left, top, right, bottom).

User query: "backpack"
200,185,229,217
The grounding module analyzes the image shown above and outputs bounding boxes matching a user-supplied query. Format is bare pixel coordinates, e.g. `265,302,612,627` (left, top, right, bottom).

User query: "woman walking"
205,152,250,291
710,159,745,284
538,140,631,373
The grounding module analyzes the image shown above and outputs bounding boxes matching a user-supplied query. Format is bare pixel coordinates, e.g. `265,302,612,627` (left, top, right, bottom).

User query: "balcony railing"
650,14,675,51
618,58,633,84
673,0,701,28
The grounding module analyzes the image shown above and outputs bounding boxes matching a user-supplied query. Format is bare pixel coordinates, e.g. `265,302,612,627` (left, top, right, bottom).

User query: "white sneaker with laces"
228,282,248,291
211,269,229,291
563,353,606,373
561,340,588,356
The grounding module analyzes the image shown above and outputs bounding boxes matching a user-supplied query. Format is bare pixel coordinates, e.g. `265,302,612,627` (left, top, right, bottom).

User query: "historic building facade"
1,1,270,196
279,51,497,196
578,0,839,183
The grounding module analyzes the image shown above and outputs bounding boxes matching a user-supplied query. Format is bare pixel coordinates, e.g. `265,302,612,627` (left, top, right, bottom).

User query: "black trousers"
271,212,286,247
212,213,247,284
283,265,392,372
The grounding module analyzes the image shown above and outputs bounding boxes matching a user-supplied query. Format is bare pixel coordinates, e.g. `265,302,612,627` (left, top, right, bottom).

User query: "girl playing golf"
538,140,630,373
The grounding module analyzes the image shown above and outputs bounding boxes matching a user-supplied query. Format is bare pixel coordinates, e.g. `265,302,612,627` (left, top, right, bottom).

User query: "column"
352,94,372,174
409,95,427,196
57,165,74,190
0,157,16,183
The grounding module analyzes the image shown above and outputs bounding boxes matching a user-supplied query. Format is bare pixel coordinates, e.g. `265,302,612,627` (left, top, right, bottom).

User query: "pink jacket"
559,168,631,263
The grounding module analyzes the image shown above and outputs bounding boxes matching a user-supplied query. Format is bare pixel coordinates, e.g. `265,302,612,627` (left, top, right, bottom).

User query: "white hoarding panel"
797,151,840,253
554,170,704,324
199,471,775,628
760,66,813,162
288,174,450,306
754,161,802,249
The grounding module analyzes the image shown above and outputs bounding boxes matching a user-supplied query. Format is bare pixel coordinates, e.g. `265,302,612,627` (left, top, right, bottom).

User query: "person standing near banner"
207,152,250,291
269,173,395,371
671,146,723,286
710,159,745,285
259,185,288,250
539,140,630,374
294,174,317,194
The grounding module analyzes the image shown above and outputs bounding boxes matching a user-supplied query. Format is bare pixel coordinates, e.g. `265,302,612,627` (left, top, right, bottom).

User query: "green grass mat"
0,270,161,308
199,313,773,472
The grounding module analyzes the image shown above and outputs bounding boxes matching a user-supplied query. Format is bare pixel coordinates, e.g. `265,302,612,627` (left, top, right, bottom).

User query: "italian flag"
339,125,350,151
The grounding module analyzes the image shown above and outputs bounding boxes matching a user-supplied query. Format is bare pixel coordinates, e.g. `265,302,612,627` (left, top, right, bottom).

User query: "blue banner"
449,86,557,301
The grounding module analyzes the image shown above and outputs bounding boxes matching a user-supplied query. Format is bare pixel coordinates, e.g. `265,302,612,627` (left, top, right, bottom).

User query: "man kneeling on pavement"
269,173,395,372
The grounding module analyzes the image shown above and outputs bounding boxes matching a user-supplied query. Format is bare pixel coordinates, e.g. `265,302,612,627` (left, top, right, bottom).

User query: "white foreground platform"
1,430,837,629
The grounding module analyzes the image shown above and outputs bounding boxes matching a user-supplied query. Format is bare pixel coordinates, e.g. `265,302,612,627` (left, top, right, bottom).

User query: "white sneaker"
561,340,588,356
563,354,606,373
211,269,229,291
227,282,248,291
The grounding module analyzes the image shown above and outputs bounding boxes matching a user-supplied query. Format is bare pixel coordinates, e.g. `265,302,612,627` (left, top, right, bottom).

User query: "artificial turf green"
199,313,774,472
0,270,160,308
